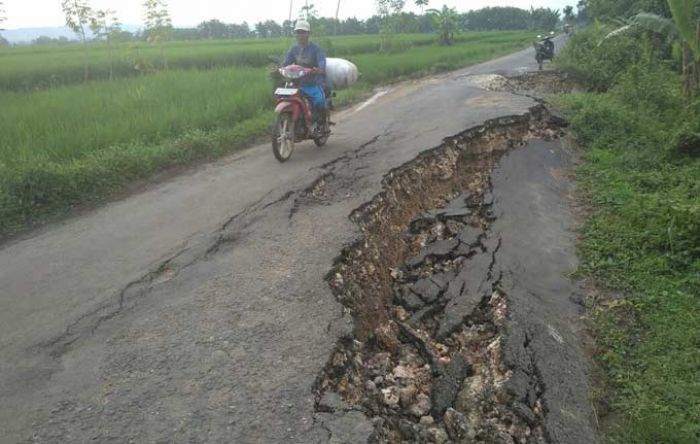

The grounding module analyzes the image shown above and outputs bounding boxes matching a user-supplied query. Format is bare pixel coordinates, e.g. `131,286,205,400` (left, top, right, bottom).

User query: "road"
0,38,597,443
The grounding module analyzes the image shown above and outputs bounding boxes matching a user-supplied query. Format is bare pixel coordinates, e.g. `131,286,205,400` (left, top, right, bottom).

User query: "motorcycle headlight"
280,68,303,79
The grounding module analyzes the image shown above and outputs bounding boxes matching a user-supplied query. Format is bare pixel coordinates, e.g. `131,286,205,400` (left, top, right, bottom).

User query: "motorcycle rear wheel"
272,113,295,162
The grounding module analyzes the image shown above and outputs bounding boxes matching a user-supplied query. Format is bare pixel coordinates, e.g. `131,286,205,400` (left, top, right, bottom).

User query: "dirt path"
0,38,597,444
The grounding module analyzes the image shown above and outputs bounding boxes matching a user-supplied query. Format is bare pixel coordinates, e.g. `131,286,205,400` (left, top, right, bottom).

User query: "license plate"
275,88,298,96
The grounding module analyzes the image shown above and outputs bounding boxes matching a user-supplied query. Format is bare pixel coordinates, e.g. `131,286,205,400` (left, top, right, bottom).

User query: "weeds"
558,26,700,443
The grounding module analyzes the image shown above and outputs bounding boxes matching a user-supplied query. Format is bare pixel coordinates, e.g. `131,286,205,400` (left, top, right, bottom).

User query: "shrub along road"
0,38,600,443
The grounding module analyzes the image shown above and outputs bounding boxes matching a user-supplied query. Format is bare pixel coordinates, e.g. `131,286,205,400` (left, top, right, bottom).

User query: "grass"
557,28,700,444
0,32,529,91
0,31,533,236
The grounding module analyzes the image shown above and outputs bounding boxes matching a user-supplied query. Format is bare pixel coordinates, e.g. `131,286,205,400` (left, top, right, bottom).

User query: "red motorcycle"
272,65,332,162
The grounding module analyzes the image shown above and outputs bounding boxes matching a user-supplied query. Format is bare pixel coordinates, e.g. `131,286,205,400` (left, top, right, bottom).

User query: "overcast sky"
2,0,575,30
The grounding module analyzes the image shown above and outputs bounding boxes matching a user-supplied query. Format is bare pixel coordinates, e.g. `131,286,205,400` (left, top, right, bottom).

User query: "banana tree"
667,0,700,99
428,5,458,45
605,1,700,101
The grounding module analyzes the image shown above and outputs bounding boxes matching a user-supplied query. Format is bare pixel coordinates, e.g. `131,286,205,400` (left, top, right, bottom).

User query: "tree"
300,3,318,20
255,20,283,38
228,22,252,39
428,4,458,45
603,1,699,101
529,7,561,30
61,0,93,81
463,7,531,31
0,1,7,48
563,5,576,24
0,1,6,30
197,19,229,39
415,0,429,14
577,0,590,23
90,9,121,80
32,35,71,45
143,0,172,69
585,0,670,19
376,0,406,51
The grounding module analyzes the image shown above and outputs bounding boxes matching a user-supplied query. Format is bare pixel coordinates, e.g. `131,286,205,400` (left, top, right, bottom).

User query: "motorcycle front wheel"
313,112,331,147
272,113,295,162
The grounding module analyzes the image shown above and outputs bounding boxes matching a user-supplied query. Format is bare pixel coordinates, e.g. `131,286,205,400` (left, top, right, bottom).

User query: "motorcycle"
533,32,555,70
272,64,333,162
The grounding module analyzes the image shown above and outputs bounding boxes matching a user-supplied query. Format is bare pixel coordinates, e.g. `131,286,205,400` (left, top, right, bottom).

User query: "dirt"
314,104,571,443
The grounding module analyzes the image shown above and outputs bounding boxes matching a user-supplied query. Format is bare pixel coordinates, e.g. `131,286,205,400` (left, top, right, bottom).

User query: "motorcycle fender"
275,101,301,122
275,102,293,114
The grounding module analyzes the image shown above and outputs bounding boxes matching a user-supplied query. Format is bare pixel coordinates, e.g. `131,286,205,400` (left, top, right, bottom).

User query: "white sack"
325,58,359,90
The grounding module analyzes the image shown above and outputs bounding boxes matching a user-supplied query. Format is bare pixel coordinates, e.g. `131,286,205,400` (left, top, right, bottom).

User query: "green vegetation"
557,25,700,443
0,31,533,236
0,32,528,91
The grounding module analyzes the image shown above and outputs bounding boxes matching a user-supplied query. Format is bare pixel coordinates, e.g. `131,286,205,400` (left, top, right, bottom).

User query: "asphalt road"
0,37,596,443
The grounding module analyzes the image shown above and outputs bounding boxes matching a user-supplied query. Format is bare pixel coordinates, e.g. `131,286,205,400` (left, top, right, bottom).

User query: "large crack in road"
2,66,598,443
313,99,596,443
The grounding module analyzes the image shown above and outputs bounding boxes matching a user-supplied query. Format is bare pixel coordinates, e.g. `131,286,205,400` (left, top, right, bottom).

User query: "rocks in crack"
443,408,470,441
431,353,471,419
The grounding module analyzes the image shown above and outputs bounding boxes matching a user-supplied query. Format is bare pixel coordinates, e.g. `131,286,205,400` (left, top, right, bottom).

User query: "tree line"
1,4,567,48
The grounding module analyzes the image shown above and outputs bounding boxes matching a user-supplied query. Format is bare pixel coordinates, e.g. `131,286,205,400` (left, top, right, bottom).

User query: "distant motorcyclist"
540,32,555,57
283,20,327,133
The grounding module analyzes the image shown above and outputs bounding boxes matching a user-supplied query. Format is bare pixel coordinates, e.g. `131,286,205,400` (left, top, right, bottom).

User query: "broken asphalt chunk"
432,354,471,419
409,278,443,304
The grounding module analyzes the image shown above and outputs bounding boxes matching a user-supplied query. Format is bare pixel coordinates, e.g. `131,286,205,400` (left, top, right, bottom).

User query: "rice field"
0,31,533,235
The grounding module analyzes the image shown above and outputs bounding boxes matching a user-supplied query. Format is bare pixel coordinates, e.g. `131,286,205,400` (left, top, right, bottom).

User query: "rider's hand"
311,67,323,75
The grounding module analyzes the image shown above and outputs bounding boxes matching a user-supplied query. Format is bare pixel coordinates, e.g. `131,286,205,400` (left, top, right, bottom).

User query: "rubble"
315,106,563,442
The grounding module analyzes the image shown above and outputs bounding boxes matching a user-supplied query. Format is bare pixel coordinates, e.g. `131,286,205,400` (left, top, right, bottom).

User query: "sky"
2,0,574,30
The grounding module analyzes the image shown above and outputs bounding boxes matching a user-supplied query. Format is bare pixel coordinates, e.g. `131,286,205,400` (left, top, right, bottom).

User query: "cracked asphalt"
0,37,596,444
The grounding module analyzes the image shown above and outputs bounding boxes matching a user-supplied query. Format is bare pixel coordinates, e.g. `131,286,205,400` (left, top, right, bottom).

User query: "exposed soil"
314,104,568,443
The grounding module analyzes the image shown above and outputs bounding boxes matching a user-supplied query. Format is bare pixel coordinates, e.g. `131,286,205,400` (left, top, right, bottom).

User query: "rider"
541,32,555,56
283,19,327,133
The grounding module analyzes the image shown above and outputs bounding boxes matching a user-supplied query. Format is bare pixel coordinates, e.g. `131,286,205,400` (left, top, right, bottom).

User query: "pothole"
500,71,583,96
314,104,567,443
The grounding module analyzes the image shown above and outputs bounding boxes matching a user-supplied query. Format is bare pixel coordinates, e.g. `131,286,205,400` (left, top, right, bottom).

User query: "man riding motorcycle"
534,32,555,70
283,20,327,136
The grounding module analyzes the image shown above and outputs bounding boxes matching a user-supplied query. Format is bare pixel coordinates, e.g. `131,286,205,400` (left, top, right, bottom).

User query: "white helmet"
294,19,311,32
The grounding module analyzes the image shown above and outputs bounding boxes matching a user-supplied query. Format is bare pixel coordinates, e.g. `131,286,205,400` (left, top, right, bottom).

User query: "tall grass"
0,68,270,167
557,27,700,444
0,32,532,91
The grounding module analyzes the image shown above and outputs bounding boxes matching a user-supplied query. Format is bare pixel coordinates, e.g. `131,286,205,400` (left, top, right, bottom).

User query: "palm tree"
428,5,458,45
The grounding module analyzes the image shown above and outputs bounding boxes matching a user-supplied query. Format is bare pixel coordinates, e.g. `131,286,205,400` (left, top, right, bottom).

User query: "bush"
556,24,657,91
